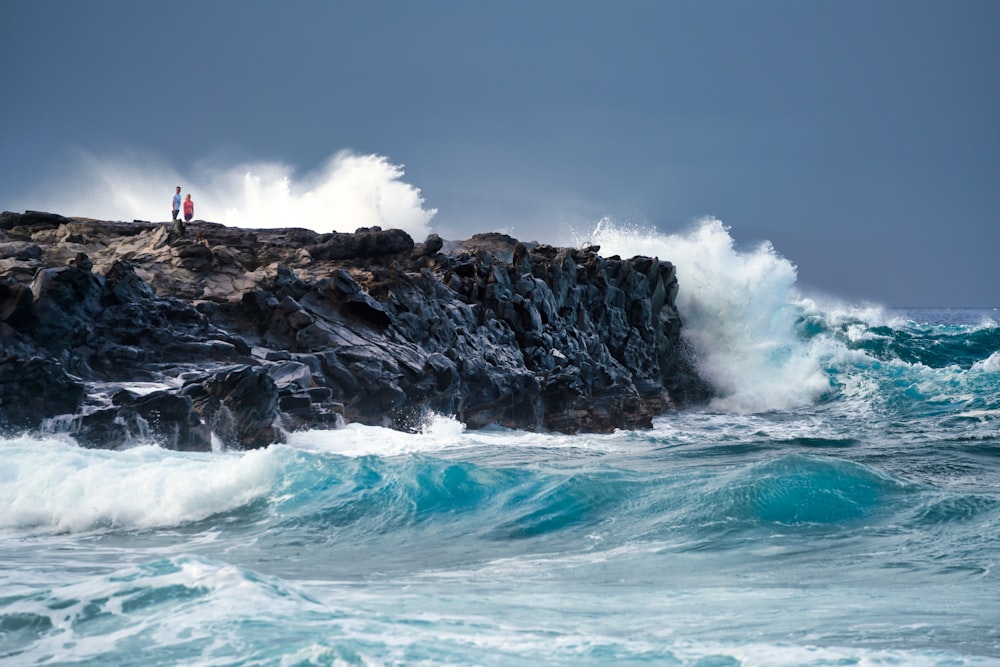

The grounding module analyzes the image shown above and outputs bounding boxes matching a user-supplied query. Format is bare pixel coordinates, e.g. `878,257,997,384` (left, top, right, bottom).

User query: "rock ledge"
0,211,711,449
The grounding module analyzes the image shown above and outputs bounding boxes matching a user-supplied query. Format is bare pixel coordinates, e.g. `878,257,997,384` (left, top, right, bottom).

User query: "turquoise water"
2,304,998,665
3,218,999,665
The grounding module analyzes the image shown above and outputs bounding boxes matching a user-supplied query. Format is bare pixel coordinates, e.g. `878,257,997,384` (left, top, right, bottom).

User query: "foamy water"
0,438,275,533
585,217,847,412
3,178,999,664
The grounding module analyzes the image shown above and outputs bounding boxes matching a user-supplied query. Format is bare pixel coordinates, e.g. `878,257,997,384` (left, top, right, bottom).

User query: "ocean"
2,221,998,666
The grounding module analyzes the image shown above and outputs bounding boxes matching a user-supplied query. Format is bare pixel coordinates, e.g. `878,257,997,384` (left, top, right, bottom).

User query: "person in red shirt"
183,194,194,222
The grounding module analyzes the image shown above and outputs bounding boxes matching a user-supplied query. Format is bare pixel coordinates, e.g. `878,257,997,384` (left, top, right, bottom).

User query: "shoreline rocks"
0,210,712,450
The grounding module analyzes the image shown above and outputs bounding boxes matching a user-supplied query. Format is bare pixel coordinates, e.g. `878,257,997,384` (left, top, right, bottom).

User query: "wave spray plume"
582,217,835,413
18,149,437,240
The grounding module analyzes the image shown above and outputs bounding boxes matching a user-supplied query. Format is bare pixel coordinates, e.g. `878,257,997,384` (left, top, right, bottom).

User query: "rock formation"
0,210,712,450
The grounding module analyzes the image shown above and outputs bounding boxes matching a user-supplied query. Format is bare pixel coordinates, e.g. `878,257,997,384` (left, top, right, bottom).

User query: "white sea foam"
285,414,468,457
285,413,641,458
281,412,590,458
19,149,437,240
0,554,331,666
844,322,890,343
972,351,1000,373
581,217,837,412
0,436,277,533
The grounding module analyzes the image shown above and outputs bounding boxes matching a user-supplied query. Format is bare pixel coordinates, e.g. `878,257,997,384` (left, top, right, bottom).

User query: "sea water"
2,220,998,666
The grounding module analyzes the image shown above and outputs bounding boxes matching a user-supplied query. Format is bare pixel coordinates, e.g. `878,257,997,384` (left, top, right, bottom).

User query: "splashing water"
1,213,998,665
17,149,437,240
212,151,436,236
580,217,837,412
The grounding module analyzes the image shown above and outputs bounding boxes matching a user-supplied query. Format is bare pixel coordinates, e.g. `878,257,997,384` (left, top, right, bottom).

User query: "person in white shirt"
171,186,182,221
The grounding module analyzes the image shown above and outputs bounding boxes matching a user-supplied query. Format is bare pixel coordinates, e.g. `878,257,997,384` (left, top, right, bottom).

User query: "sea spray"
16,149,437,239
214,151,436,236
1,307,998,665
2,213,998,664
285,414,468,458
583,217,835,412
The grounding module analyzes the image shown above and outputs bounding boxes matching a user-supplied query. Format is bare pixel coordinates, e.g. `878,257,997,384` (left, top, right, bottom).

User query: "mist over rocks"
0,210,711,450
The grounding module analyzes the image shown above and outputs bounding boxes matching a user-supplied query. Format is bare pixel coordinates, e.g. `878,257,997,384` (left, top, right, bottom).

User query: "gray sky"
2,0,997,307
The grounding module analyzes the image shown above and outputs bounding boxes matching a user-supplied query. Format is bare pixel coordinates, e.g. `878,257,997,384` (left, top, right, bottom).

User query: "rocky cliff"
0,211,712,450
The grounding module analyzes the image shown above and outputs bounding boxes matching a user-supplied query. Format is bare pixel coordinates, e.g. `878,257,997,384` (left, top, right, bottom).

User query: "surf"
578,217,999,423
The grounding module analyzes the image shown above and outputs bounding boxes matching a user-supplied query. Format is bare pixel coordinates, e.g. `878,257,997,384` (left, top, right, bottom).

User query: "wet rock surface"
0,211,711,450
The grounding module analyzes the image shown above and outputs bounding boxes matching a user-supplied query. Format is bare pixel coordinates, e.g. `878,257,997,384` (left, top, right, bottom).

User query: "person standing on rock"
172,186,182,221
183,193,194,222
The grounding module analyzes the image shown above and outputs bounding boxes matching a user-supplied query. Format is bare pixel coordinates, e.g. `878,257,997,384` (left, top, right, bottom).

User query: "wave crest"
581,217,833,412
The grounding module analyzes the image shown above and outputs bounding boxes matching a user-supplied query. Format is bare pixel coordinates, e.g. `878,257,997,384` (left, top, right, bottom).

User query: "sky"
1,0,997,307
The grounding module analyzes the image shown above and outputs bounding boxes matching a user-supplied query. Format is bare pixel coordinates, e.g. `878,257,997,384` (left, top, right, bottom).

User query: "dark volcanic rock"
182,366,282,450
0,276,34,328
0,210,75,234
308,227,414,261
74,390,210,451
0,354,86,429
0,210,712,450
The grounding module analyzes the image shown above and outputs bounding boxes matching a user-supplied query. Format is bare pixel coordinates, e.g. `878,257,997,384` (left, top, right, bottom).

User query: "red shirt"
183,199,194,215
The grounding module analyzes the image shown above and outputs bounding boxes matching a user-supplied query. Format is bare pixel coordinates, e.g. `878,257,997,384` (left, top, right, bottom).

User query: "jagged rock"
0,210,74,233
105,259,157,303
172,242,215,272
0,276,34,327
182,365,282,450
29,264,105,353
0,354,86,429
413,233,444,258
0,210,712,449
0,242,43,262
308,227,414,260
74,390,211,451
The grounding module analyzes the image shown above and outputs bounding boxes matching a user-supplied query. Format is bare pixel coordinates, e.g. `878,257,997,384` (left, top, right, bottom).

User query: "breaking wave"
16,149,437,239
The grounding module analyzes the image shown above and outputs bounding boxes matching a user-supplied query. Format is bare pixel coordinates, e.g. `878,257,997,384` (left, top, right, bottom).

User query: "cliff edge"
0,211,712,450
